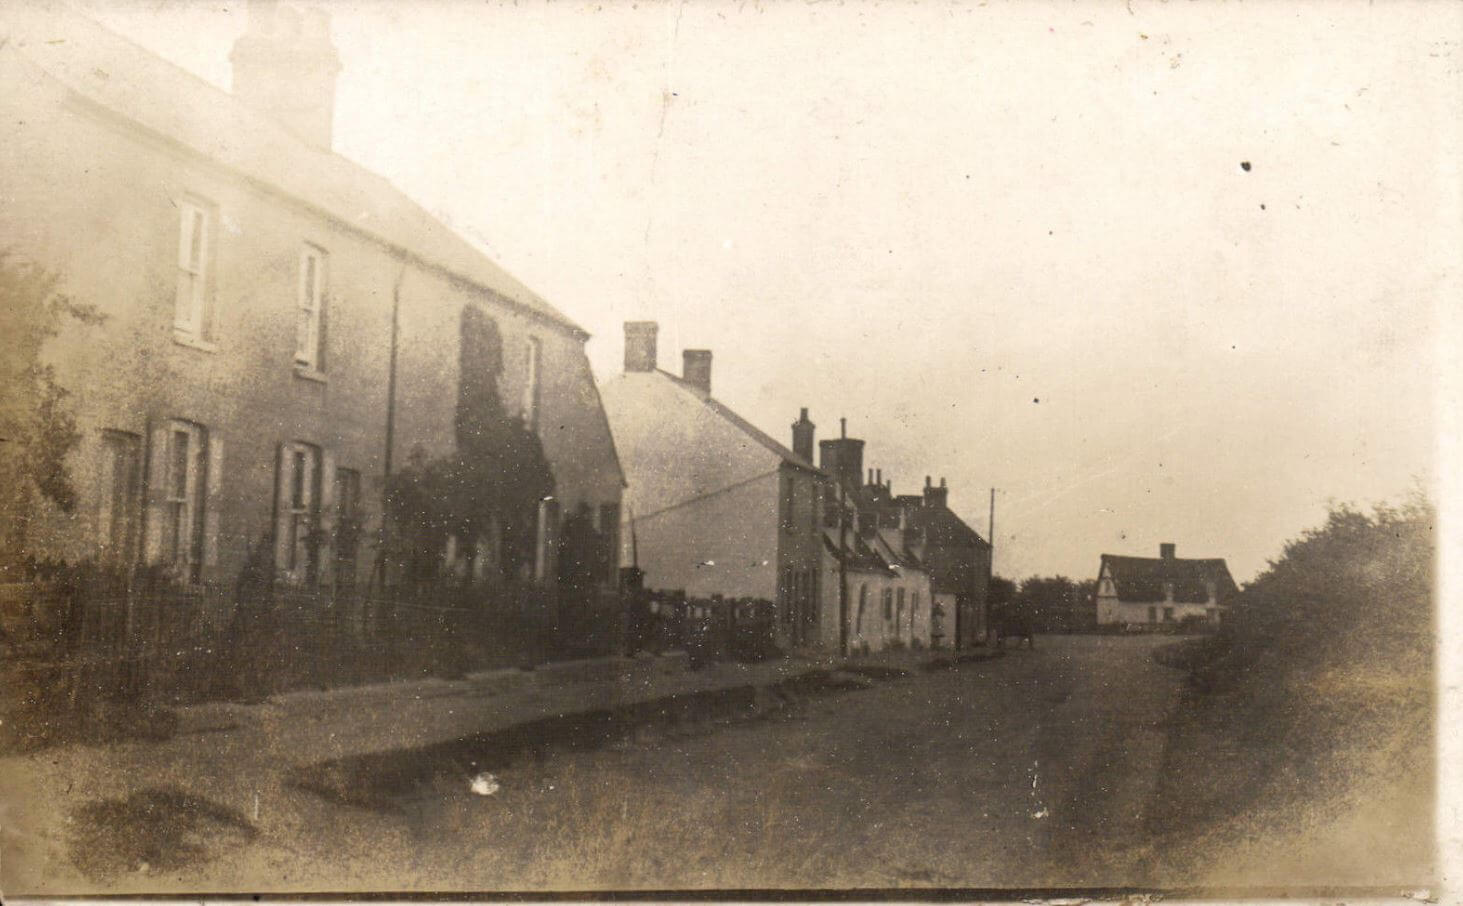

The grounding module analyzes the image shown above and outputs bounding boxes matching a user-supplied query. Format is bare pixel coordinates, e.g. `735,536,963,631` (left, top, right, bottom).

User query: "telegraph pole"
370,265,406,596
837,417,849,658
987,487,996,641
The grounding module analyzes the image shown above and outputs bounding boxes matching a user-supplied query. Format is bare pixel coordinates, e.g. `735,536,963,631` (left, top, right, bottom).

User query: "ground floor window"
1147,605,1157,623
162,421,207,582
275,441,322,584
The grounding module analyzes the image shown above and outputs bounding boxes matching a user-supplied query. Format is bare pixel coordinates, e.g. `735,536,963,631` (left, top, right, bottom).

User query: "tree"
996,575,1099,633
0,253,104,572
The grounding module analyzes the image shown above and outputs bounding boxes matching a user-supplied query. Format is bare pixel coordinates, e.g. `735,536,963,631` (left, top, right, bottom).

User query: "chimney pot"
1160,542,1176,559
623,321,658,372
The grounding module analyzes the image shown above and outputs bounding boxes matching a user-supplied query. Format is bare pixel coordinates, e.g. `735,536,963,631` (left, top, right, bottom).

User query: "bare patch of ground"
68,786,258,880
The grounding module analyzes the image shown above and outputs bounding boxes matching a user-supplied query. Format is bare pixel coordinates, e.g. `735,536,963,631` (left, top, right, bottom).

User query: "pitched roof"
1099,554,1238,604
821,532,892,574
655,370,821,473
3,4,585,337
908,503,989,550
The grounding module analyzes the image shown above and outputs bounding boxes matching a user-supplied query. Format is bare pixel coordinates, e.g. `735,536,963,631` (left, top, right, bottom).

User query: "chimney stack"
791,408,815,464
230,1,342,149
1160,542,1176,560
623,321,658,372
923,476,949,508
682,349,712,395
819,435,865,491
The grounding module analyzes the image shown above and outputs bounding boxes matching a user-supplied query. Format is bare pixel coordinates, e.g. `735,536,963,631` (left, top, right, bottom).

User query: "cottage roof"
907,504,989,551
1099,554,1238,604
821,532,892,574
655,370,821,473
3,5,586,337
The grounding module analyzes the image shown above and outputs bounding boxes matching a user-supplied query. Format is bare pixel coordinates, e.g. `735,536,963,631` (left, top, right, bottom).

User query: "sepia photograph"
0,0,1454,898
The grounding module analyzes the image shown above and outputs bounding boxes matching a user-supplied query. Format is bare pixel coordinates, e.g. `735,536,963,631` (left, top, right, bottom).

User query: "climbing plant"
383,306,554,587
0,252,105,571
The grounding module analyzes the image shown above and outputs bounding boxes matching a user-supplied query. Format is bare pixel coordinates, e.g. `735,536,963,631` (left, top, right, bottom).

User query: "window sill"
173,331,217,353
293,364,328,384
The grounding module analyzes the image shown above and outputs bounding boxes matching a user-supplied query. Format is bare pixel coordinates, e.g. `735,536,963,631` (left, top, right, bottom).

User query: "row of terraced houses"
0,2,989,656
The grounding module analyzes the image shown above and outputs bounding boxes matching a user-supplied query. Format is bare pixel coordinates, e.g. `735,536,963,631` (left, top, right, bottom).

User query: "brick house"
598,323,826,647
1095,544,1238,627
0,4,624,603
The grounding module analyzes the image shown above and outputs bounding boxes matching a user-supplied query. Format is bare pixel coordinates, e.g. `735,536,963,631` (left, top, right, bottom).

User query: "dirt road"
14,634,1193,892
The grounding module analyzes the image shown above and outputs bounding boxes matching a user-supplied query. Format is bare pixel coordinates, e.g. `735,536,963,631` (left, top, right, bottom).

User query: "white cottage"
1095,543,1237,627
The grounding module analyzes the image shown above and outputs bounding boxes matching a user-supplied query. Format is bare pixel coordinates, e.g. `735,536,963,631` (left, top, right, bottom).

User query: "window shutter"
295,253,310,363
273,442,291,575
546,499,561,582
317,448,337,586
142,421,171,563
535,498,561,583
202,433,224,570
316,290,328,373
175,210,195,330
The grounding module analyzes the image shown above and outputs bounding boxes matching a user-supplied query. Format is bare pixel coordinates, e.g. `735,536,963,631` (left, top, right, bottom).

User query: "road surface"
150,633,1188,892
9,634,1203,892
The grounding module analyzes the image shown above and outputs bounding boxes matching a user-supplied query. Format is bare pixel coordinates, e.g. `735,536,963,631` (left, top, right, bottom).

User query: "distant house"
1095,544,1238,627
598,323,825,648
898,478,993,648
814,442,935,653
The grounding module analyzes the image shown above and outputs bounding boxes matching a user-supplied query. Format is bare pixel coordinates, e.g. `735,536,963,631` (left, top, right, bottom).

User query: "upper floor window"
295,245,328,370
174,200,214,341
521,336,541,429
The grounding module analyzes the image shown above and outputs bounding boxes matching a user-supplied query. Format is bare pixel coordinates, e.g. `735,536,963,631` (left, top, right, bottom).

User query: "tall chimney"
791,408,815,464
1160,542,1176,560
230,1,342,149
682,350,712,395
623,321,658,372
819,436,864,491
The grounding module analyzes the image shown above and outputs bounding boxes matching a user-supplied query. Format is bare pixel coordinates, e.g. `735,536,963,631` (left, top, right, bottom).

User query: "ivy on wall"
383,306,554,586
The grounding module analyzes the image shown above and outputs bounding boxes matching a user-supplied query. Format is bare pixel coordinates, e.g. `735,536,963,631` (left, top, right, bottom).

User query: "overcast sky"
73,0,1458,582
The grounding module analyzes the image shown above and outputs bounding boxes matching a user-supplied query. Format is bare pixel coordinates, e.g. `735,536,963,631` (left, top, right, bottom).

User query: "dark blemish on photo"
1241,161,1252,171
